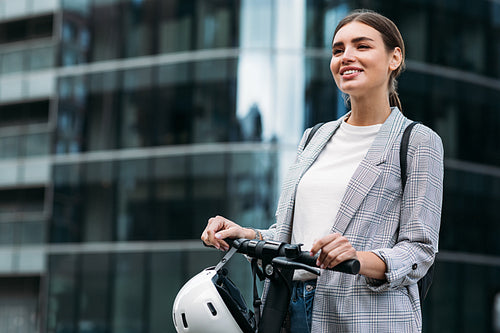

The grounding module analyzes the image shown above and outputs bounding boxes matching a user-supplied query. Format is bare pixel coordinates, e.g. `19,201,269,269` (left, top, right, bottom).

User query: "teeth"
343,70,361,75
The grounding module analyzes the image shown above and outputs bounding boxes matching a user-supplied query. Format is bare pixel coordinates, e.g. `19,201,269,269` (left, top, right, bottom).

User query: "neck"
347,94,392,126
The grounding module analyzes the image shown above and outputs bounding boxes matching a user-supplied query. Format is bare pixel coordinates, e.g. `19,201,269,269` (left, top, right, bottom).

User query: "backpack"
305,121,434,301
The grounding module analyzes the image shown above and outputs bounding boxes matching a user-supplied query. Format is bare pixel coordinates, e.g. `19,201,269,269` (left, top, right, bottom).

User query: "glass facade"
0,0,499,332
50,151,278,244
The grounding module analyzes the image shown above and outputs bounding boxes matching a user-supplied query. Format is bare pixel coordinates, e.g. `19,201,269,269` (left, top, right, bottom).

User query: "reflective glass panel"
25,132,50,156
194,0,240,49
122,0,156,58
305,0,349,49
239,0,272,48
50,148,280,244
0,277,39,333
20,221,45,244
441,168,500,256
90,0,121,61
47,254,78,332
79,254,111,333
304,57,343,128
28,46,55,71
399,70,500,166
82,161,114,242
0,50,24,74
0,136,19,159
112,253,145,333
422,261,500,332
51,164,84,243
159,0,195,53
116,159,150,241
0,223,14,245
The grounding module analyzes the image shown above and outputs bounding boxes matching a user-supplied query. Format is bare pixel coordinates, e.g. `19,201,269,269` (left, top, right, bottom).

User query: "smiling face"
330,21,402,99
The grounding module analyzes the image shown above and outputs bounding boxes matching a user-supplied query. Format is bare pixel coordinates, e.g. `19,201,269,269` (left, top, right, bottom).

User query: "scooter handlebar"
220,238,360,275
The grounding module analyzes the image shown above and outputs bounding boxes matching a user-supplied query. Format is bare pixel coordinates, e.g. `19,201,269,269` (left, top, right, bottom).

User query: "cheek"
330,58,340,79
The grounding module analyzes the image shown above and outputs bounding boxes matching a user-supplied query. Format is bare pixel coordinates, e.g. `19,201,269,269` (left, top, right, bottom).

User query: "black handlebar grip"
297,252,360,275
295,252,318,266
224,238,235,247
331,259,360,275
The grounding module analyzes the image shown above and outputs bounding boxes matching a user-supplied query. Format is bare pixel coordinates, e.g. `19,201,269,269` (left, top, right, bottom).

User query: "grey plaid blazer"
261,108,444,332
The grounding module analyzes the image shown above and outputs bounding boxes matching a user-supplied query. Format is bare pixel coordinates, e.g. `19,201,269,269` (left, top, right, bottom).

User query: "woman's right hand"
201,215,254,251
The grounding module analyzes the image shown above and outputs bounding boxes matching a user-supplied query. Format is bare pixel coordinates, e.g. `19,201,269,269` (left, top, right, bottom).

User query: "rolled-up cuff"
365,249,412,291
260,229,275,241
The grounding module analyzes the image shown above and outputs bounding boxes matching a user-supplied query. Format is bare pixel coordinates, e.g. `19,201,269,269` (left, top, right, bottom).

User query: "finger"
316,243,338,267
321,243,357,269
201,226,212,240
201,225,216,246
319,246,342,268
214,228,239,246
316,236,351,267
201,231,211,247
326,250,357,269
311,233,342,256
204,215,239,251
310,233,338,255
205,217,225,244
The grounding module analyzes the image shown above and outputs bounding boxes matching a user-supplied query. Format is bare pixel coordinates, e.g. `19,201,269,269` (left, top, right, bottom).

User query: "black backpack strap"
400,121,434,302
304,122,325,149
400,121,419,190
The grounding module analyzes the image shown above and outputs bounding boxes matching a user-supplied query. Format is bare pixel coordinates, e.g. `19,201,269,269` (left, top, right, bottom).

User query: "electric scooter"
205,238,360,332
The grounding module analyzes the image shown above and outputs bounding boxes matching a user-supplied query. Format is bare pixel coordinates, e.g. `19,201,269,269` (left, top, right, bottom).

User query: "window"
0,99,50,128
0,187,45,216
0,277,39,333
0,14,53,44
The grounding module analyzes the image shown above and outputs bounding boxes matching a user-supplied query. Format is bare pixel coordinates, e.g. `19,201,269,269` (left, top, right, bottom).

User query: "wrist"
357,251,387,280
247,227,262,240
242,227,254,239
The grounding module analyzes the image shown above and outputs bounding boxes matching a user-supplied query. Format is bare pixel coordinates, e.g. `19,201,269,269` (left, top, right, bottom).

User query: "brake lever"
272,257,321,276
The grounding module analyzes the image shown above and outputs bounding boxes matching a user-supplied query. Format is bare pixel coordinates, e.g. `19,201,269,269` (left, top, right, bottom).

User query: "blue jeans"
288,280,316,333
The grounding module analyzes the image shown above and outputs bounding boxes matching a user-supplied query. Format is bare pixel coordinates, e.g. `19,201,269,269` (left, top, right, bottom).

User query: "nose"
341,46,355,64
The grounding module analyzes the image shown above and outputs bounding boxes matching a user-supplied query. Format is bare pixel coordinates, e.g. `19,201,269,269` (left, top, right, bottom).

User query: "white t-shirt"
292,119,382,281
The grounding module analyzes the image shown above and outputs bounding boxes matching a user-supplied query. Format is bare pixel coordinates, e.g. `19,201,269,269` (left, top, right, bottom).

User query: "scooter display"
173,238,360,333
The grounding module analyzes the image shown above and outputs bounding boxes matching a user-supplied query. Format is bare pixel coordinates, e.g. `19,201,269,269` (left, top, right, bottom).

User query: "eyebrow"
332,36,375,49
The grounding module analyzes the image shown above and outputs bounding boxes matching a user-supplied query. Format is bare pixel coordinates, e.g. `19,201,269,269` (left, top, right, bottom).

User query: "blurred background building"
0,0,499,332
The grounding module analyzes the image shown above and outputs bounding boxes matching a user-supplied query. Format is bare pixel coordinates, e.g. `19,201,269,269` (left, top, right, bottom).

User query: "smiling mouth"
341,69,363,76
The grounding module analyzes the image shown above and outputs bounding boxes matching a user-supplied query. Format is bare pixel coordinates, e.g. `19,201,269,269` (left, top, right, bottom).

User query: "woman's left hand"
310,233,358,269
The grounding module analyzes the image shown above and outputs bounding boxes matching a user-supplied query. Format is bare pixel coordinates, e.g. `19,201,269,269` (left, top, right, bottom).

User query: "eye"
332,48,343,56
358,44,370,49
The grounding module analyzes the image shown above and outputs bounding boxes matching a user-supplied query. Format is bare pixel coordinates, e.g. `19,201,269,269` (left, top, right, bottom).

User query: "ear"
389,47,402,71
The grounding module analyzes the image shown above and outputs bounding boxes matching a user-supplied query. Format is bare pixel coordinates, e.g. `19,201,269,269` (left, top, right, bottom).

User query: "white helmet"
172,268,256,333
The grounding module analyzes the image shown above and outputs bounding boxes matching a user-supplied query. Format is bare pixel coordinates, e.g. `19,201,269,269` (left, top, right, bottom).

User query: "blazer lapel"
331,108,408,235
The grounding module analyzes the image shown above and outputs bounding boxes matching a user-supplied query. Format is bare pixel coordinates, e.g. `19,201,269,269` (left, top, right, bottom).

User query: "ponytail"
388,72,403,111
389,86,403,111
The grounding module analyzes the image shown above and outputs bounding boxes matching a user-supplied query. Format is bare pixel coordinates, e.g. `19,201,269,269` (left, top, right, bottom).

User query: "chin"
339,85,362,95
339,80,371,96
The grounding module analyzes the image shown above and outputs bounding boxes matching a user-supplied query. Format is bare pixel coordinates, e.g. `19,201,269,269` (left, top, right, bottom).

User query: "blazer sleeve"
367,125,444,291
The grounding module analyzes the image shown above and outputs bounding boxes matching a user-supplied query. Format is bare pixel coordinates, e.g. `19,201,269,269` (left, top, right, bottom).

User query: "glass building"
0,0,499,332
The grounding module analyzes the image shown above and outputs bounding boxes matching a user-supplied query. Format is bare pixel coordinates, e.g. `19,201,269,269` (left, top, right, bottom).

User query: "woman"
202,9,443,332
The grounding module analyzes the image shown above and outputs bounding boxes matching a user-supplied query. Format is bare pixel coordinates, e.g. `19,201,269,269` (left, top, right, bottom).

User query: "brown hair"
334,9,406,110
